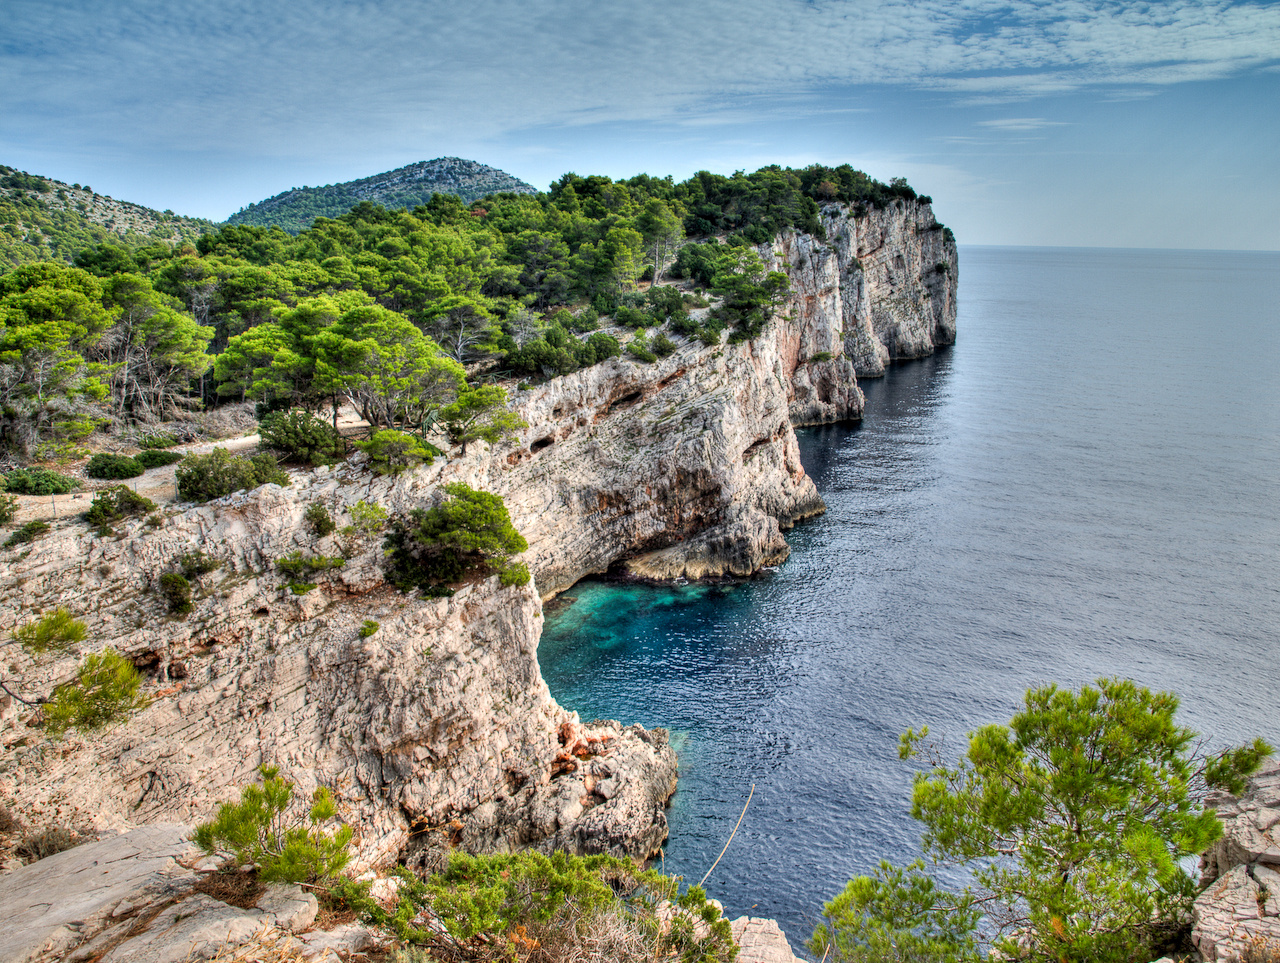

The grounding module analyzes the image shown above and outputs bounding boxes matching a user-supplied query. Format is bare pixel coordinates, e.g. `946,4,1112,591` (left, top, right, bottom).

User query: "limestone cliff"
0,198,955,870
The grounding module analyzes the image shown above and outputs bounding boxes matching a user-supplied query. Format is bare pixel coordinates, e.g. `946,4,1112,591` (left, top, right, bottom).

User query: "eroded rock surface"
1194,759,1280,960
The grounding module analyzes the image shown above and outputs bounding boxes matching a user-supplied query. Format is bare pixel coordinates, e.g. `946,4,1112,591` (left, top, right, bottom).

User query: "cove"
539,246,1280,949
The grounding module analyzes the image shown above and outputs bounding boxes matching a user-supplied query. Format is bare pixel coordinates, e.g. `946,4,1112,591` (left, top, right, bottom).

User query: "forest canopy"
0,163,938,458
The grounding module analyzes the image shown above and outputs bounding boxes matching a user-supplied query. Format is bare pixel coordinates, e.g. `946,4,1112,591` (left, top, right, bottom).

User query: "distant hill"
0,166,215,272
225,157,538,233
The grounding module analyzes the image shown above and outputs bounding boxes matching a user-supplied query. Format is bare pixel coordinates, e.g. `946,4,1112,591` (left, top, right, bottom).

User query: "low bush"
305,502,336,537
384,483,527,592
499,561,530,588
626,334,658,363
134,449,184,469
354,430,434,475
4,520,49,547
359,620,380,638
84,486,156,531
176,551,219,579
259,410,347,466
651,332,678,358
85,453,144,480
276,551,345,578
0,493,16,525
175,449,289,502
329,850,736,962
3,468,78,495
137,433,178,449
193,764,352,883
159,573,193,614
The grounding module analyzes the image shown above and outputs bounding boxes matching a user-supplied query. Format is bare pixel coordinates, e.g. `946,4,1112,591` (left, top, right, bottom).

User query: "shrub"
440,386,525,447
499,561,530,588
651,332,678,358
137,433,178,449
348,499,387,535
84,486,156,530
276,551,345,578
13,607,87,654
809,351,834,363
43,648,147,734
354,430,434,475
193,764,352,883
134,449,184,469
4,520,49,547
332,850,736,962
627,334,658,363
359,620,379,638
305,502,336,537
159,573,193,614
0,493,17,525
176,550,219,579
85,453,144,480
259,410,346,466
3,468,78,495
175,448,289,502
385,483,528,592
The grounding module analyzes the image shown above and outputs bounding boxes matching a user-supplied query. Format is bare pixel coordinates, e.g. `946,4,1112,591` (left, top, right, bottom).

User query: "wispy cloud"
977,118,1070,132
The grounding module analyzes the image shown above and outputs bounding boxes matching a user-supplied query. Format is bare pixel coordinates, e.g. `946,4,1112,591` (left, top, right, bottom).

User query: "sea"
538,246,1280,955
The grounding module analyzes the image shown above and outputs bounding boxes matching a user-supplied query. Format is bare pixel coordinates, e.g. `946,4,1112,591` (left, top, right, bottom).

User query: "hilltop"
224,157,538,233
0,166,215,272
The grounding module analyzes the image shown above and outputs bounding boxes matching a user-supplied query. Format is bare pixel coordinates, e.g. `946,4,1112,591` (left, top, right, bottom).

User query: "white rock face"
1194,759,1280,960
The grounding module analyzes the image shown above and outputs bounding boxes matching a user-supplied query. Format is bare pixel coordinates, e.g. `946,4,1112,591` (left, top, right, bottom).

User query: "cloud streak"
3,0,1278,157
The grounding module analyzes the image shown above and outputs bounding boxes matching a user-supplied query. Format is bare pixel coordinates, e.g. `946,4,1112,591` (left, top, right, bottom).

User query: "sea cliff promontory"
0,198,955,884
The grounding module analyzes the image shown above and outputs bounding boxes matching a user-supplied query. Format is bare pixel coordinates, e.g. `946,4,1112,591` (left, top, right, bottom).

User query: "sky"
3,0,1279,249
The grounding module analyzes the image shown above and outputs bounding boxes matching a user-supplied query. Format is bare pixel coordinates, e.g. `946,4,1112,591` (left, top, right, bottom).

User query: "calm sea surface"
539,246,1280,954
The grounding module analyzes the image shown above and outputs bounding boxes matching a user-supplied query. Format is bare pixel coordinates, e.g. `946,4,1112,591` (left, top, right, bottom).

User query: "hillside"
225,156,538,233
0,166,215,272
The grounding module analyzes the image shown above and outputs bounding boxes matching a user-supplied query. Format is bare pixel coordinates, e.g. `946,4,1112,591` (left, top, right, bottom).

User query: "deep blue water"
539,246,1280,954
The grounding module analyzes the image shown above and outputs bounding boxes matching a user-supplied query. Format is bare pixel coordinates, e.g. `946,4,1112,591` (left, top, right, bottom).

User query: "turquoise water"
539,246,1280,953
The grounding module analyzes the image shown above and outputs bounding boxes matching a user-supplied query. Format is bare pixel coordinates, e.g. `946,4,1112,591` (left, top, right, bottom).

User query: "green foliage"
133,448,183,468
305,501,336,537
176,550,219,579
439,385,525,447
359,620,380,638
354,429,434,475
809,351,834,363
384,483,528,591
175,448,289,501
627,333,658,363
13,607,87,654
330,850,736,963
4,519,49,547
192,765,353,883
821,679,1274,963
499,561,530,587
84,485,156,531
43,648,147,734
85,453,144,479
0,493,16,524
346,499,388,536
276,551,345,578
258,409,346,466
811,860,981,963
3,468,78,495
158,573,192,614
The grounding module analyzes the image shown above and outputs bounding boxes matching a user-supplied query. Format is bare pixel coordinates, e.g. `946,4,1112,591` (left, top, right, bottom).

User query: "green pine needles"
812,678,1273,963
384,483,528,592
43,649,148,734
193,765,353,884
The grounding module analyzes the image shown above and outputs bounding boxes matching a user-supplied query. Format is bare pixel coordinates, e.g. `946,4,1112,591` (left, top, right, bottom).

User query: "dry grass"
1243,935,1280,963
202,929,314,963
195,869,268,910
15,825,80,862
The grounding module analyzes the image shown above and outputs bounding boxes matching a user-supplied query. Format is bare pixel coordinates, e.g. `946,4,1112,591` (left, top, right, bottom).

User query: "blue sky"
3,0,1278,249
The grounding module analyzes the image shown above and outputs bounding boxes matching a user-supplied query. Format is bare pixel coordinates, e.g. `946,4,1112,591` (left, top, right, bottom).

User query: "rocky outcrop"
1193,759,1280,960
0,824,382,963
765,199,957,382
0,475,676,870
